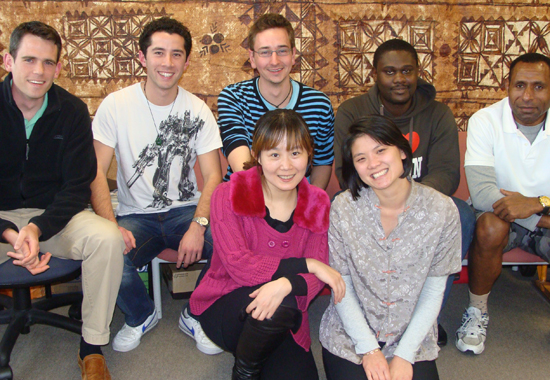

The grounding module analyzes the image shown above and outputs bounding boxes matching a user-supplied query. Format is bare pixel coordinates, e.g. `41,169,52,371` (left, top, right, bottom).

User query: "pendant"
155,136,163,146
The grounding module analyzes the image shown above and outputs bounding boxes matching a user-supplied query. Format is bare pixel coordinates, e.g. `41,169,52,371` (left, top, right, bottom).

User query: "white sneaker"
456,306,489,354
112,309,159,352
179,309,223,355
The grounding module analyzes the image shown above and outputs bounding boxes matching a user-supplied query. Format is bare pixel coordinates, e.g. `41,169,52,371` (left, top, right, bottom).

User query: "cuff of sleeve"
514,214,541,232
356,341,381,356
392,350,415,365
286,275,308,296
0,222,19,243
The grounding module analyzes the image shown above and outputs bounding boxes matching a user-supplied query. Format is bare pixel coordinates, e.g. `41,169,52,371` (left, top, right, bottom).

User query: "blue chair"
0,255,82,380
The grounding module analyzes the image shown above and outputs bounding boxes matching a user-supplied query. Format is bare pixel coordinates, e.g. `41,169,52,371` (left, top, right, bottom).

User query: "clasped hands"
4,224,51,275
492,189,543,223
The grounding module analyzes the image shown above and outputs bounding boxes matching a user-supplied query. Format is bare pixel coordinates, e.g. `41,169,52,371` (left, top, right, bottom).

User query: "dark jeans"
440,197,475,320
196,285,319,380
116,205,213,326
322,347,439,380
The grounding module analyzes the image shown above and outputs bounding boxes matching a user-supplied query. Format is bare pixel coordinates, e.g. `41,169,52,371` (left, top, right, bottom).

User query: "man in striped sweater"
217,13,334,189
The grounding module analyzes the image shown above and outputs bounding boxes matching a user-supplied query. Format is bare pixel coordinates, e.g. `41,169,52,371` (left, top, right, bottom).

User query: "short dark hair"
139,17,192,58
341,115,413,200
247,13,295,51
10,21,62,62
508,53,550,81
372,39,418,70
244,109,313,171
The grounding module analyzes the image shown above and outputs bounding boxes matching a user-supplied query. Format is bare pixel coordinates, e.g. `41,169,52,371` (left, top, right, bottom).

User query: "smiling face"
249,27,296,88
507,61,550,126
373,50,418,116
4,34,61,110
139,31,189,98
351,134,407,193
258,135,308,196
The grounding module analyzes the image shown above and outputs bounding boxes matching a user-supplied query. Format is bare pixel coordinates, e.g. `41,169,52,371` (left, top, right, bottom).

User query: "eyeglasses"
253,48,292,58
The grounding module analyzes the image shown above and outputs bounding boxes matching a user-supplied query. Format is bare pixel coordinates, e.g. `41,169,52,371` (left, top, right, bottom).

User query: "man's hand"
362,350,390,380
118,226,136,255
246,278,292,320
177,222,205,268
4,224,51,275
492,189,542,222
388,356,413,380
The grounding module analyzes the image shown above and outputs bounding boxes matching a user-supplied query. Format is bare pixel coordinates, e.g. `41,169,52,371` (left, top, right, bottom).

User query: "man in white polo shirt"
456,52,550,355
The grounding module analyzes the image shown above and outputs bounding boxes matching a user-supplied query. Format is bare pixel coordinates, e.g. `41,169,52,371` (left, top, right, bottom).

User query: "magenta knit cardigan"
190,167,330,350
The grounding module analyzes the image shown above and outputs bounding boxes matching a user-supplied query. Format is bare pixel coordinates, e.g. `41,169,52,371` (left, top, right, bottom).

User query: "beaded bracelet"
365,348,381,356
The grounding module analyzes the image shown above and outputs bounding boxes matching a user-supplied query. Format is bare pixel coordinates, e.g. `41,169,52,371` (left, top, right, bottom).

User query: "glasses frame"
252,47,292,58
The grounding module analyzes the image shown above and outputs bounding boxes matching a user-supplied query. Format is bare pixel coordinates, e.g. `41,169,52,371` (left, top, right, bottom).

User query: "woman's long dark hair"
342,115,413,200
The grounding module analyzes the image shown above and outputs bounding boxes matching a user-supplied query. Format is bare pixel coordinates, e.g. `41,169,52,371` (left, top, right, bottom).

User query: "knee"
120,255,139,283
473,213,509,250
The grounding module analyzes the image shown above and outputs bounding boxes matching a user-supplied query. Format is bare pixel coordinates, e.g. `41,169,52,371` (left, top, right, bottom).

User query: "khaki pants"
0,209,125,345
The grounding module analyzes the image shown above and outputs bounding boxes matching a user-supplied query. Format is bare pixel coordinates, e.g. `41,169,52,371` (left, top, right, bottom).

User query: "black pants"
322,347,439,380
196,285,319,380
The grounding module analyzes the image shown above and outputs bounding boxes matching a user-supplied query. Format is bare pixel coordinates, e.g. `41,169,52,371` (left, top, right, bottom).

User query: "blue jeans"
116,205,213,326
439,197,475,321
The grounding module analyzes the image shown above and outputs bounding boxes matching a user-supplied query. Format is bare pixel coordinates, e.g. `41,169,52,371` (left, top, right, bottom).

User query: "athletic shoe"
112,309,159,352
455,306,489,354
179,308,223,355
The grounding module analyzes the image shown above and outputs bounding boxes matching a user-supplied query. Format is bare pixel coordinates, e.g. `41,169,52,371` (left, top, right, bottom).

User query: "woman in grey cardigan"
319,115,462,380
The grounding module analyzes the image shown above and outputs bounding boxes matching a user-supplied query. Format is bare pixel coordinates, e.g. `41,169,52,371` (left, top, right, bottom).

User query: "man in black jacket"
0,21,124,379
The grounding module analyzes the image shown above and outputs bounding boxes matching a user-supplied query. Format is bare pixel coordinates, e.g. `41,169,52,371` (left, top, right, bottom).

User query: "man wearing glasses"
217,13,334,189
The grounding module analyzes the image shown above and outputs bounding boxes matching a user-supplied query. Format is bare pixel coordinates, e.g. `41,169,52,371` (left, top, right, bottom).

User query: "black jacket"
0,73,96,240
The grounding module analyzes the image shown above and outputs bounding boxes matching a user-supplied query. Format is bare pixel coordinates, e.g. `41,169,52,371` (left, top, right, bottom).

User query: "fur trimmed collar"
229,167,330,234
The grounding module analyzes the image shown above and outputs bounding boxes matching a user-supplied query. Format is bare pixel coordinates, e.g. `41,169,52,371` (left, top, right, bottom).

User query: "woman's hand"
305,258,346,304
246,278,292,320
389,356,413,380
362,349,390,380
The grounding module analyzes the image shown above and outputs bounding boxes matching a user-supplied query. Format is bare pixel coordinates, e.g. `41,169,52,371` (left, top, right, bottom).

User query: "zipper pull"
26,142,29,160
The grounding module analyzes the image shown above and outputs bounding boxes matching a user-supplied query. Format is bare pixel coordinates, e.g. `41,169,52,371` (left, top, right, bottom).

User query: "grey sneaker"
179,309,223,355
456,306,489,354
113,309,159,352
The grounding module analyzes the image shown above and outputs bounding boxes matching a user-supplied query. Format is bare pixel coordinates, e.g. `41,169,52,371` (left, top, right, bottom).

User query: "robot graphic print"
128,111,204,208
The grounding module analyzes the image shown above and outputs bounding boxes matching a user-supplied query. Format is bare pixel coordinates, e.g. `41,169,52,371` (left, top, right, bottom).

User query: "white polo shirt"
465,97,550,198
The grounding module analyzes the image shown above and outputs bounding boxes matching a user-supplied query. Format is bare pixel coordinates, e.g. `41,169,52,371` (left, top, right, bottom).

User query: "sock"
468,290,490,314
80,337,103,359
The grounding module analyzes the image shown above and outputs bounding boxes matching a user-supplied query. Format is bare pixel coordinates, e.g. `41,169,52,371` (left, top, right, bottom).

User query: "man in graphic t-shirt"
91,17,223,355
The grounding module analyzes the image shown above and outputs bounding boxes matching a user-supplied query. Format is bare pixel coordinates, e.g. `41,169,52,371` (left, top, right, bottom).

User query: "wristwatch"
538,196,550,216
192,216,209,228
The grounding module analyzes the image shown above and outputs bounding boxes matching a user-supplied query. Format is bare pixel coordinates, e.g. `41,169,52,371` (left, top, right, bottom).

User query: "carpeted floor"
2,267,550,379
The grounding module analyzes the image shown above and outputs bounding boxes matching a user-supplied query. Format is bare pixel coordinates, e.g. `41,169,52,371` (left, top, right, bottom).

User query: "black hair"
341,115,413,200
508,53,550,81
139,17,192,58
372,39,418,70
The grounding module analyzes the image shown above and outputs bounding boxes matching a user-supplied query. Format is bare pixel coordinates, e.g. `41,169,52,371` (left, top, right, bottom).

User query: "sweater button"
268,240,276,248
282,241,289,248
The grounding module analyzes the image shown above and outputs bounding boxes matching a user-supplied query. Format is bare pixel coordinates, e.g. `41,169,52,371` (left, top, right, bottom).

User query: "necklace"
258,79,293,108
143,81,178,146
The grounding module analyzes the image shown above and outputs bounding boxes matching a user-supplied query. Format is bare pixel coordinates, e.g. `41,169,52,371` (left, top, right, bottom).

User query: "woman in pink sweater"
190,109,344,380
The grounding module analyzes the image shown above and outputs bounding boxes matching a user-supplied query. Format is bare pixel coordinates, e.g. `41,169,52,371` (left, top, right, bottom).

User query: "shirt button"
282,241,290,248
268,241,276,248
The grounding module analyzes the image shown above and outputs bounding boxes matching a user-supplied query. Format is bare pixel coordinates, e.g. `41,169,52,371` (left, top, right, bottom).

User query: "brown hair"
244,109,313,171
247,13,295,51
10,21,62,62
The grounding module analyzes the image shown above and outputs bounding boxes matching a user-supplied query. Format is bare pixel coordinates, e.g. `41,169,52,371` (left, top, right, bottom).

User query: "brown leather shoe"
78,352,111,380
